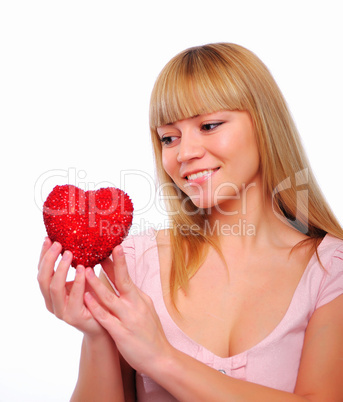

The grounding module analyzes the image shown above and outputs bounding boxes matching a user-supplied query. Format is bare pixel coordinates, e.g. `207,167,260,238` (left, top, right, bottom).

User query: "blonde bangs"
149,45,246,130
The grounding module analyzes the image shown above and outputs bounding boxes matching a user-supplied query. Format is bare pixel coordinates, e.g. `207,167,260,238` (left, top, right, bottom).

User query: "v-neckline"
154,233,328,360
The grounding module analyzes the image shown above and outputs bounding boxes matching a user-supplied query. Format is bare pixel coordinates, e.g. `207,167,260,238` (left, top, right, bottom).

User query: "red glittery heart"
43,185,134,268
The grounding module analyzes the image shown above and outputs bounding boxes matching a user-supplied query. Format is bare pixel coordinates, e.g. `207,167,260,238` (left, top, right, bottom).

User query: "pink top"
119,230,343,401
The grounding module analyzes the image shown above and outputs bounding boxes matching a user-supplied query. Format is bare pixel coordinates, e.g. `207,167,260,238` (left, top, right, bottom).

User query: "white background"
1,1,342,400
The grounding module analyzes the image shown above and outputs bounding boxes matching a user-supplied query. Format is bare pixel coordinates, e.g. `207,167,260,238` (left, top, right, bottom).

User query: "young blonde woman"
38,43,343,401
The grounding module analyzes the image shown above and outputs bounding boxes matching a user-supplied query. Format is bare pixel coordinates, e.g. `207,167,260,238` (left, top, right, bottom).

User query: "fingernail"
51,242,60,251
62,250,72,260
84,292,92,301
86,268,95,278
116,245,124,256
76,265,83,274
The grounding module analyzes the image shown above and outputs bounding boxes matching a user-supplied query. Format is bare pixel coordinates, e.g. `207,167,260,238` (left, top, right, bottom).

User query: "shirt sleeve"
315,245,343,309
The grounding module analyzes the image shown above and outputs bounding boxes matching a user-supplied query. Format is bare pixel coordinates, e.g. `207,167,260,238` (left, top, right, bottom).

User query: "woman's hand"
84,245,173,374
37,238,106,338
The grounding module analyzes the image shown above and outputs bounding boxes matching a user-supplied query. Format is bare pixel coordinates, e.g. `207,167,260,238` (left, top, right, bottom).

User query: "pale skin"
38,111,343,401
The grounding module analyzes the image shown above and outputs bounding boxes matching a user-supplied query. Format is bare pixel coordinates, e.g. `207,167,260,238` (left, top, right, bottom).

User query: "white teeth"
187,169,214,180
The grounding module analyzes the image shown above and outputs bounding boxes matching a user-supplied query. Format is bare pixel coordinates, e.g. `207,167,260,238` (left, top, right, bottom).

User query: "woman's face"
157,110,261,212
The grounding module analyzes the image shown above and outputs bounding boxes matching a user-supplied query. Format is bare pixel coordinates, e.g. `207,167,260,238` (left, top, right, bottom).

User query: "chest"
160,248,310,358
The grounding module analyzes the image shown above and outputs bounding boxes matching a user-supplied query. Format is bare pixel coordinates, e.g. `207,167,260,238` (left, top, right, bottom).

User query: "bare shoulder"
268,226,319,269
155,228,171,244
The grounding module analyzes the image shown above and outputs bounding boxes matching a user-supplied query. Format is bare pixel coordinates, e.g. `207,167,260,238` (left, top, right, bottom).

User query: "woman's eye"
201,122,222,131
160,136,177,146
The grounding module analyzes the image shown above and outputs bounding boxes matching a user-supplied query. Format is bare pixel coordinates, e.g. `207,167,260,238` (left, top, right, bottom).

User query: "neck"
206,180,305,251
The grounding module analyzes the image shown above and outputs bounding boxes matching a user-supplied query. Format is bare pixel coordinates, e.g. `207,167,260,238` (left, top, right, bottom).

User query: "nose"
176,131,205,163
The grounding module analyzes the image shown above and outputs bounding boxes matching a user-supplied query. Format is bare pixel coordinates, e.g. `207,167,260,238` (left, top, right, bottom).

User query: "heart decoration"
43,185,134,268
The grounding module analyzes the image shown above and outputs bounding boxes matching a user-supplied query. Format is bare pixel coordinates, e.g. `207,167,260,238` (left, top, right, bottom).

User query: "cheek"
231,127,259,162
162,150,177,178
213,135,243,160
216,130,260,178
245,136,260,167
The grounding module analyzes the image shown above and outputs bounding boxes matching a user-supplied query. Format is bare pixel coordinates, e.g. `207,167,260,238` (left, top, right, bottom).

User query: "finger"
67,265,87,310
37,241,62,312
85,267,119,311
38,241,61,281
84,291,121,336
112,245,135,296
49,250,73,317
38,237,52,270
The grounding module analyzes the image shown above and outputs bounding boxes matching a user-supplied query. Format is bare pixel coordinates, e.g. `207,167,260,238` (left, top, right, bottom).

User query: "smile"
186,168,219,181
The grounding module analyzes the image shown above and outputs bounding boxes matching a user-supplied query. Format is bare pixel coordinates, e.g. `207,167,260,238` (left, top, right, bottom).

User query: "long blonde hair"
149,43,343,302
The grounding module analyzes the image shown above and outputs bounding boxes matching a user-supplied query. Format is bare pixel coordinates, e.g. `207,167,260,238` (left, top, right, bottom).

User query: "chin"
187,196,214,211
